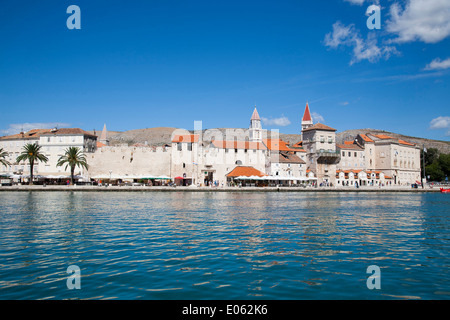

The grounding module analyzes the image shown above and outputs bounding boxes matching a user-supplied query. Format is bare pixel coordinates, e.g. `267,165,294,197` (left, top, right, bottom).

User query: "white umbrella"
156,175,171,180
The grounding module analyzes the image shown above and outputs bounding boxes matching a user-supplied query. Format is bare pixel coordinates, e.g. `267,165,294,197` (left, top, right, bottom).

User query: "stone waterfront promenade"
0,185,441,192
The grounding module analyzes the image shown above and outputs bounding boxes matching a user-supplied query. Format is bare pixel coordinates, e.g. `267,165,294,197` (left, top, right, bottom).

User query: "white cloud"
1,122,71,136
424,57,450,71
311,112,325,123
343,0,366,5
387,0,450,43
340,101,350,106
261,116,291,127
343,0,380,6
429,116,450,136
324,22,398,65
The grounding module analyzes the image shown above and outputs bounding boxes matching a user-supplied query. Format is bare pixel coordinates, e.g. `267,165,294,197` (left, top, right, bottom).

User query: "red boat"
440,188,450,193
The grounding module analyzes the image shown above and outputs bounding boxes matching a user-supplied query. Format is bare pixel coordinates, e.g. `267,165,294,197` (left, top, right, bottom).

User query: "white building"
0,128,97,179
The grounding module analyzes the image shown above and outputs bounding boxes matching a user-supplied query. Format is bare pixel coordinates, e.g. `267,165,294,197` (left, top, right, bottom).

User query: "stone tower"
249,107,262,142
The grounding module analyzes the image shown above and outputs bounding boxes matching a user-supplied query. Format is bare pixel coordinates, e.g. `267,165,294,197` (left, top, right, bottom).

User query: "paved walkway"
0,185,441,192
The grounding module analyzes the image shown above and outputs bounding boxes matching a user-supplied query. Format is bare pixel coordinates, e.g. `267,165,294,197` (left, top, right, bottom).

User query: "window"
348,152,351,157
182,163,186,168
234,149,238,153
187,143,192,151
354,152,357,157
177,143,182,151
47,137,50,142
342,151,345,157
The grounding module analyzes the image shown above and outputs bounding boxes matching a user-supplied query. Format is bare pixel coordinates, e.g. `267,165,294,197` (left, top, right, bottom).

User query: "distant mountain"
90,127,450,154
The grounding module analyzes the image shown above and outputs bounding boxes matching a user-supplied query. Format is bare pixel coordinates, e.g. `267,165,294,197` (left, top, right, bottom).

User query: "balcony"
316,150,341,164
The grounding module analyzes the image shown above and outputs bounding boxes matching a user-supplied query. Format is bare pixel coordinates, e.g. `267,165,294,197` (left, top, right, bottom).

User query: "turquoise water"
0,191,448,300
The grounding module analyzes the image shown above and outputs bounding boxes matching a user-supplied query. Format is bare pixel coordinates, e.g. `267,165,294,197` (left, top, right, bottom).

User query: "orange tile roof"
226,166,266,177
263,139,303,152
0,129,49,140
398,139,415,146
336,169,363,174
212,140,266,150
344,141,354,145
374,134,393,140
302,123,336,132
359,134,374,143
172,134,199,143
97,141,106,148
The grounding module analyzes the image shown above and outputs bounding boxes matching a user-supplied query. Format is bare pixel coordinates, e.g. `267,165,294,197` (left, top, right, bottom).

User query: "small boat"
440,188,450,193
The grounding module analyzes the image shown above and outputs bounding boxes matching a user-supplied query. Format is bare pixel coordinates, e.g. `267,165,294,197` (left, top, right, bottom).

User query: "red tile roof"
302,123,336,132
172,134,199,143
337,143,364,151
0,128,97,140
302,102,312,122
271,152,306,164
226,166,266,177
41,128,97,138
212,140,266,150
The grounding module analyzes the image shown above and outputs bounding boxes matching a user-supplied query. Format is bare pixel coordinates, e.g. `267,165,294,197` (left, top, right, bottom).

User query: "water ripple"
0,191,449,299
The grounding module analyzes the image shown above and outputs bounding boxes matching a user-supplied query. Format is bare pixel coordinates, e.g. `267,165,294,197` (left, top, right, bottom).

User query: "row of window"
342,151,363,158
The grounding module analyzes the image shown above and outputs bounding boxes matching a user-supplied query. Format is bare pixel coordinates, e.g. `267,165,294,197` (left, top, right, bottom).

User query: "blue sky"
1,0,449,140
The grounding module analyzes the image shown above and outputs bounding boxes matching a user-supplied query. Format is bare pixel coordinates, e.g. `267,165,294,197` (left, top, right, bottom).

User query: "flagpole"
422,144,426,189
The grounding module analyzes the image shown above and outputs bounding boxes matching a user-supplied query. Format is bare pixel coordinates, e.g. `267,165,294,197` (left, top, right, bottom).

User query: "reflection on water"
0,191,449,300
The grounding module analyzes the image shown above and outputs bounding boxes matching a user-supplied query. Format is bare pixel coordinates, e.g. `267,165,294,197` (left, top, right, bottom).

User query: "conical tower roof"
251,107,261,121
302,102,312,122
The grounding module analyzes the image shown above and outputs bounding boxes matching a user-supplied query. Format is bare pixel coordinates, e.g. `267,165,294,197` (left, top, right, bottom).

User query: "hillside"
337,129,450,154
95,127,450,154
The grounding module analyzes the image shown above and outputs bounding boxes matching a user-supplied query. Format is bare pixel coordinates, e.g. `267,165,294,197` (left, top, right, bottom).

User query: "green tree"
0,148,11,168
438,153,450,180
56,147,89,185
426,161,445,182
16,143,48,185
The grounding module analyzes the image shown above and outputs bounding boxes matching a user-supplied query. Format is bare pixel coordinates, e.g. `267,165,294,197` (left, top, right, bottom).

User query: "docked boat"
440,188,450,193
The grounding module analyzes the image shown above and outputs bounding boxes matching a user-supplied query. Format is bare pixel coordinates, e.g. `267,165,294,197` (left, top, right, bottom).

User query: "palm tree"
0,148,11,168
57,147,89,185
16,143,48,185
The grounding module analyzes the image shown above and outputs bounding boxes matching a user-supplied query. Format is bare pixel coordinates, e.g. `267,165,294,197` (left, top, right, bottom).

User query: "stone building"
0,128,97,179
